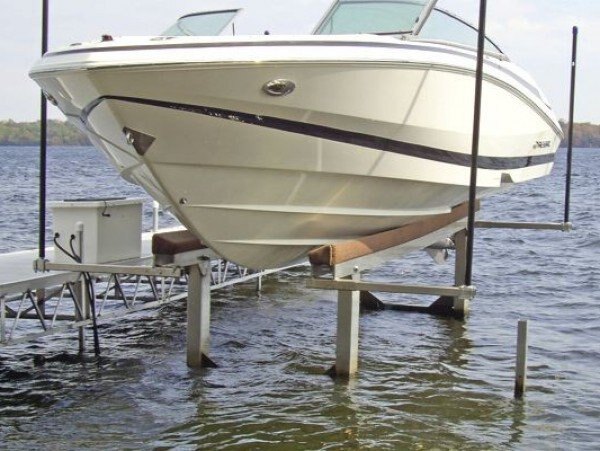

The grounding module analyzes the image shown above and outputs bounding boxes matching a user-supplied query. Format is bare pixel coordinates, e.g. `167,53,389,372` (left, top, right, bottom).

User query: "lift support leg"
187,258,216,368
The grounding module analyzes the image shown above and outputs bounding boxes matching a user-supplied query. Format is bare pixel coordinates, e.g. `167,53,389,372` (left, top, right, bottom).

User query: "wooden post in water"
514,320,528,398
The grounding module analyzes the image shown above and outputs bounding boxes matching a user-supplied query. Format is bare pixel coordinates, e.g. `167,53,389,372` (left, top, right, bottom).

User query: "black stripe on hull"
83,95,555,171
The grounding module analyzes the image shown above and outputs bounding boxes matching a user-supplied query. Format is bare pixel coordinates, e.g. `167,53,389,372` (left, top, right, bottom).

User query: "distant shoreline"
1,119,599,148
0,119,90,146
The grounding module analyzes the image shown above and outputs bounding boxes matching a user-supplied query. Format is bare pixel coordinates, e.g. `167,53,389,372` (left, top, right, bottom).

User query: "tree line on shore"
1,118,599,148
0,119,90,146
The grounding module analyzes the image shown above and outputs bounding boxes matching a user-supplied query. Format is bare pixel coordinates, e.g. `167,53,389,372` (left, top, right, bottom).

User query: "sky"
0,0,598,123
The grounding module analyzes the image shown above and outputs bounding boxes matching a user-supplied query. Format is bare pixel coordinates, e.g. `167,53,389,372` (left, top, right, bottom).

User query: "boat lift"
306,204,572,378
2,1,578,380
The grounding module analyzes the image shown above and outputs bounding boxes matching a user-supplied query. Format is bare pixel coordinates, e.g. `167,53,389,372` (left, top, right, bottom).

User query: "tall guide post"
564,26,578,224
38,0,49,259
464,0,488,286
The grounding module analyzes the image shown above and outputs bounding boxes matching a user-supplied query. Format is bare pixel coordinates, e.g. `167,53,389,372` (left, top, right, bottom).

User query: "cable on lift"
53,233,101,357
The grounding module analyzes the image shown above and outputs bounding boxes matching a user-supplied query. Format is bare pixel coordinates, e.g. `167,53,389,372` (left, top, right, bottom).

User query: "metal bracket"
197,257,211,277
33,258,49,273
43,261,182,278
475,220,573,232
308,278,476,300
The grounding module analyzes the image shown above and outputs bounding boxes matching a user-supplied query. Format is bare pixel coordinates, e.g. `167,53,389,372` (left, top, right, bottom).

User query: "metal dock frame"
42,252,218,368
1,242,294,368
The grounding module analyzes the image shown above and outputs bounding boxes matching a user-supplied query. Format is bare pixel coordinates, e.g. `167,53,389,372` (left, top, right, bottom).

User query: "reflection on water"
1,147,599,449
433,315,472,369
508,400,527,446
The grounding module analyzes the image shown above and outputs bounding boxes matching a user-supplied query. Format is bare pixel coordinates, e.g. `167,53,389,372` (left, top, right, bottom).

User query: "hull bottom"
153,164,497,268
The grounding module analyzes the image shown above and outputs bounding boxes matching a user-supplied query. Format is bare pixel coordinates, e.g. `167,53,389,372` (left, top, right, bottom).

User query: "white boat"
30,0,563,269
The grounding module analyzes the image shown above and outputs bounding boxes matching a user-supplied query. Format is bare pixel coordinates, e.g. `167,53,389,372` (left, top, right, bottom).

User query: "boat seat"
153,230,215,266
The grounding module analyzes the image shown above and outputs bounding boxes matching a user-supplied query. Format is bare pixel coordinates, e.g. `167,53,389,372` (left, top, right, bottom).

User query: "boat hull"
31,38,562,268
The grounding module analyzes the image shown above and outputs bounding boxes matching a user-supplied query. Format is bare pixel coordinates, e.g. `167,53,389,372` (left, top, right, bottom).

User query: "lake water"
0,146,598,450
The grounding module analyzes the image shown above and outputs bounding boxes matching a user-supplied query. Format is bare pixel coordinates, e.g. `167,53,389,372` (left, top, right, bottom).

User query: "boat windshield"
161,9,239,36
316,0,426,35
315,0,502,53
420,8,502,53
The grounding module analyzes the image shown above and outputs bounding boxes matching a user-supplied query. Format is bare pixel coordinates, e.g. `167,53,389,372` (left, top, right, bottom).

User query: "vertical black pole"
464,0,488,287
38,0,49,259
564,26,578,224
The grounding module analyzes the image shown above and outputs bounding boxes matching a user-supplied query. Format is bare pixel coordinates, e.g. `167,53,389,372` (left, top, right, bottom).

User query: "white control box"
51,198,143,264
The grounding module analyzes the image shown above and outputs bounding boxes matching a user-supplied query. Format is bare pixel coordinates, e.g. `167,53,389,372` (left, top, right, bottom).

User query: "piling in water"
514,319,528,399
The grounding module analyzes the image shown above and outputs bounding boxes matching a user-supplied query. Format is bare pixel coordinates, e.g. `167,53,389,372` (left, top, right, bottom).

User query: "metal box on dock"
51,198,143,264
